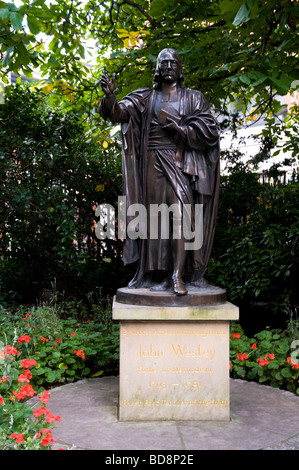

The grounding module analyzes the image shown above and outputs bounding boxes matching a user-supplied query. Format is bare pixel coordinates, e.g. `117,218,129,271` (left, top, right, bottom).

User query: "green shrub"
230,322,299,395
207,171,299,332
0,304,119,389
0,302,119,449
0,83,125,303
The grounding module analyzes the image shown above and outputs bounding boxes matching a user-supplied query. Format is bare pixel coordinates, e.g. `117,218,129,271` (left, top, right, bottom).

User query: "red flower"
55,338,62,344
17,335,31,344
39,336,49,342
236,352,248,361
71,332,75,337
10,433,24,444
18,373,30,383
13,383,37,401
23,369,32,380
287,356,299,369
20,359,37,368
38,390,51,404
233,333,241,339
35,428,56,446
3,345,20,356
33,406,61,423
23,314,32,319
0,397,3,405
33,406,48,417
74,349,85,360
258,358,269,366
265,353,274,360
45,412,57,423
251,343,257,349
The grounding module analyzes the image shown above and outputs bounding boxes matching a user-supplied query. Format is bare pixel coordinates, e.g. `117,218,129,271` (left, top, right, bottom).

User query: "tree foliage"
0,84,125,302
1,0,298,116
208,162,299,332
1,2,298,331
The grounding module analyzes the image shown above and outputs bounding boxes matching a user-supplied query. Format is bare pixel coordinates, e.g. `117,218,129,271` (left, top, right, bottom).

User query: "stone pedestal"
112,288,239,422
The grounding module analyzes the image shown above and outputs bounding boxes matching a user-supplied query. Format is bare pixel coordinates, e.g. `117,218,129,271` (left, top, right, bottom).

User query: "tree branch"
118,0,161,28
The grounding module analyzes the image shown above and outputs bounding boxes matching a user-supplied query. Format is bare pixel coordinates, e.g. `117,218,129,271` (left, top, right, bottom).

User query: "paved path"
29,376,299,451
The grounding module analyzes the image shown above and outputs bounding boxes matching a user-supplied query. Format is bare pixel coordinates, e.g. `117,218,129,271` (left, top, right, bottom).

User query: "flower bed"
1,305,298,449
0,305,119,450
230,323,299,394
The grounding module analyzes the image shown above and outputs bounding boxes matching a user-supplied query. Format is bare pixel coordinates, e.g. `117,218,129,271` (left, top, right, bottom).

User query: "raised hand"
101,67,116,96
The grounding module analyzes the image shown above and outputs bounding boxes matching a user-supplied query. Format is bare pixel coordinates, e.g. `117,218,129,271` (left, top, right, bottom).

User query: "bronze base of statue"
115,283,226,307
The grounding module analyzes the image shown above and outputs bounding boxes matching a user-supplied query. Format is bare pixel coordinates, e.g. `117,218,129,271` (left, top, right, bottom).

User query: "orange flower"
4,345,20,356
265,353,274,360
237,352,248,361
38,390,51,404
20,359,37,368
10,433,24,444
74,349,85,360
17,335,31,344
233,333,240,339
258,358,269,366
13,383,37,401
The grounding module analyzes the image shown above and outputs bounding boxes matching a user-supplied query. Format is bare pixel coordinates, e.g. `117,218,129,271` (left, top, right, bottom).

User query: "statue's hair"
153,48,185,90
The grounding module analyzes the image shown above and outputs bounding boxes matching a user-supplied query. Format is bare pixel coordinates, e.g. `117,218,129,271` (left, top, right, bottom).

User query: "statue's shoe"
172,275,188,296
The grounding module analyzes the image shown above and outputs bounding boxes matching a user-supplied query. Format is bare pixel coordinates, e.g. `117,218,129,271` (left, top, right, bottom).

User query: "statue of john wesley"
99,48,220,296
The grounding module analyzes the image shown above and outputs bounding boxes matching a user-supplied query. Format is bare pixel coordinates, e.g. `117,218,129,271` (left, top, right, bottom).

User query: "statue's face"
158,51,180,84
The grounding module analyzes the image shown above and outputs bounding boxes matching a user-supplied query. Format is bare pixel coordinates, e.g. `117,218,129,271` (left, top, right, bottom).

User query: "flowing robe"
99,86,220,287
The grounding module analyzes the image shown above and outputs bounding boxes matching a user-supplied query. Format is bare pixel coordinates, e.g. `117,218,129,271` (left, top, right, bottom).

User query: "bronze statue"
99,48,220,296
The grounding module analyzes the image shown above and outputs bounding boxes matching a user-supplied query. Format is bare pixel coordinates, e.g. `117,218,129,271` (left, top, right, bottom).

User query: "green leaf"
0,8,10,19
281,368,292,378
259,375,268,383
233,3,250,26
239,74,251,85
270,75,293,94
27,16,42,35
46,370,57,382
268,361,279,370
91,370,104,377
248,71,267,87
9,11,23,30
17,43,30,66
3,46,14,67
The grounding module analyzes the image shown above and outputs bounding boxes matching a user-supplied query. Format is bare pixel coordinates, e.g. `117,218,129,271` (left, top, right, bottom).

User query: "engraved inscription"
137,344,164,359
121,399,228,407
171,344,215,360
119,321,230,419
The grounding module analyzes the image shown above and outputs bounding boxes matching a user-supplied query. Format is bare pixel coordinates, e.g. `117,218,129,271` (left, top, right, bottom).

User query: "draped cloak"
99,86,220,288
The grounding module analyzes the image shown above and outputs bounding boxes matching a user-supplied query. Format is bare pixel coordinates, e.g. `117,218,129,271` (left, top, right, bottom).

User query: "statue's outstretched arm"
98,67,129,123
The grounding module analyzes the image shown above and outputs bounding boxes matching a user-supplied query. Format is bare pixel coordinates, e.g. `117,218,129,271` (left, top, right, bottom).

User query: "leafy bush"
230,322,299,395
207,167,299,332
0,353,61,450
0,83,126,303
0,304,119,389
1,302,298,450
0,302,119,449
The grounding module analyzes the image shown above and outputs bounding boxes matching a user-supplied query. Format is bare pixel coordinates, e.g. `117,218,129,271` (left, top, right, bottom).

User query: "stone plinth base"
112,297,239,422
